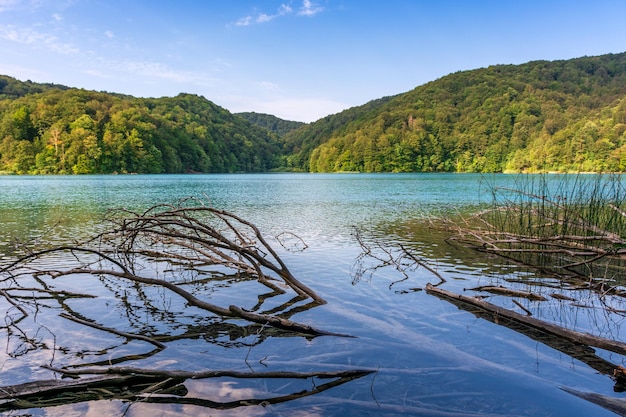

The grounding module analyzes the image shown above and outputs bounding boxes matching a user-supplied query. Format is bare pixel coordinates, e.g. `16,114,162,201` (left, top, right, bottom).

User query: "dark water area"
0,173,624,416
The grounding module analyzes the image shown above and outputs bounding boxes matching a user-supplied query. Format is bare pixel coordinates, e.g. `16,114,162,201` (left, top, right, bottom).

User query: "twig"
59,313,166,349
512,299,533,316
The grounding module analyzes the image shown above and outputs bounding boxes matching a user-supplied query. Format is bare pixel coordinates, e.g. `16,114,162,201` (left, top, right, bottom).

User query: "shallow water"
0,173,624,416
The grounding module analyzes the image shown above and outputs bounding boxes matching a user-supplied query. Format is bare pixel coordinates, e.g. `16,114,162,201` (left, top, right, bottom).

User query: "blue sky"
1,1,626,122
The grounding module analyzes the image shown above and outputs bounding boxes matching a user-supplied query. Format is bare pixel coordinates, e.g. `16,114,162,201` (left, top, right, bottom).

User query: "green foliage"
236,112,305,137
5,52,626,175
283,52,626,173
0,85,280,174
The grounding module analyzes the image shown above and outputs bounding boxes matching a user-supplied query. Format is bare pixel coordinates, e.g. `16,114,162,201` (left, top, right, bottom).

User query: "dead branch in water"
0,200,365,412
351,227,445,288
426,283,626,356
0,367,374,412
466,285,547,301
1,202,337,338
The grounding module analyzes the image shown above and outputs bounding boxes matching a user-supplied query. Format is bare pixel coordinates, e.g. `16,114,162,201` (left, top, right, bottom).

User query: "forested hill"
284,52,626,173
4,52,626,175
0,80,280,174
236,112,305,137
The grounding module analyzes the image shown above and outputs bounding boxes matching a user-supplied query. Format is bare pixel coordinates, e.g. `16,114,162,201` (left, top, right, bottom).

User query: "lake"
0,173,623,416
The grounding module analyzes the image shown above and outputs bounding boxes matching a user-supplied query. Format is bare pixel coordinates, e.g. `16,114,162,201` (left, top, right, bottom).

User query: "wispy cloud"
235,4,292,27
99,59,219,89
258,81,280,91
298,0,323,17
123,61,200,83
0,0,49,13
234,1,320,27
0,24,79,54
84,68,112,79
225,95,346,123
0,0,22,12
235,15,252,27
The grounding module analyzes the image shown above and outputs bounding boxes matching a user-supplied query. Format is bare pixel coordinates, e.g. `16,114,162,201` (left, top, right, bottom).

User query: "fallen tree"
0,367,373,412
0,200,370,412
426,284,626,359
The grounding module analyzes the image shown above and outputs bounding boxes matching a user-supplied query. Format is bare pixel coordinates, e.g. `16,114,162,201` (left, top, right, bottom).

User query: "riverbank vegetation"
450,173,626,281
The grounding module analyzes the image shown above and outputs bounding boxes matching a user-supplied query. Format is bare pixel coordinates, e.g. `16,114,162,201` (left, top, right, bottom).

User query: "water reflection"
1,174,625,416
0,371,371,415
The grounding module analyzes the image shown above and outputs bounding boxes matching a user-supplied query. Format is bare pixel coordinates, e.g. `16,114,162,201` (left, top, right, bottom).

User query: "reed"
458,173,626,282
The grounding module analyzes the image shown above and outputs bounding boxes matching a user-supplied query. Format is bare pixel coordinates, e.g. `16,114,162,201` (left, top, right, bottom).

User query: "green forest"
283,52,626,173
0,76,280,174
3,52,626,174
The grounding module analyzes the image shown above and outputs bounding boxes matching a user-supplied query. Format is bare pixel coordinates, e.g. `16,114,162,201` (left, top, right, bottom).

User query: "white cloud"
0,63,46,80
258,81,279,91
84,69,112,79
256,13,273,23
0,0,21,12
103,59,219,89
0,25,79,54
123,61,198,83
298,0,323,16
104,30,114,39
279,4,293,15
52,12,62,21
233,2,297,27
235,15,252,27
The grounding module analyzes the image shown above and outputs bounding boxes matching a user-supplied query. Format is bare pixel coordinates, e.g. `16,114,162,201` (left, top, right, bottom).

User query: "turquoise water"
0,173,622,416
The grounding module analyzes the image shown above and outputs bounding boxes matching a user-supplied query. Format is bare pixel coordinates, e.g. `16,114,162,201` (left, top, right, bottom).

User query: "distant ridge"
236,112,305,137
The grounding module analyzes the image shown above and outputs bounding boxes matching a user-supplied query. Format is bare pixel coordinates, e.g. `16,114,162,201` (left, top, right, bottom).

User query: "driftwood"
40,365,374,380
426,284,626,356
467,285,548,301
0,201,367,412
0,367,374,412
351,227,446,288
59,312,167,349
426,283,626,390
561,386,626,417
0,203,342,342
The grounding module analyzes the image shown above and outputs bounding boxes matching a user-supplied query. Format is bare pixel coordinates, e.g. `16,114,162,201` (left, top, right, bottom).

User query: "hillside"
284,52,626,173
236,112,305,137
0,80,280,174
4,52,626,175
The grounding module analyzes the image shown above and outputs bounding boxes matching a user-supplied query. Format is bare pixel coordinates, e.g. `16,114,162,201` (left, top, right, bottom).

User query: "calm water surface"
0,173,622,416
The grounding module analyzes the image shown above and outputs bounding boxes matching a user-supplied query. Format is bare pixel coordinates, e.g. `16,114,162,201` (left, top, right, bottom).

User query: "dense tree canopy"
3,52,626,174
0,83,280,174
236,112,305,137
284,52,626,173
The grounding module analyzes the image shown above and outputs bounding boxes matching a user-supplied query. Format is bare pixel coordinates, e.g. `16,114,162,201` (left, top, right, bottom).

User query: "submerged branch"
426,283,626,357
41,365,374,380
0,367,374,412
0,200,363,411
59,313,166,349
